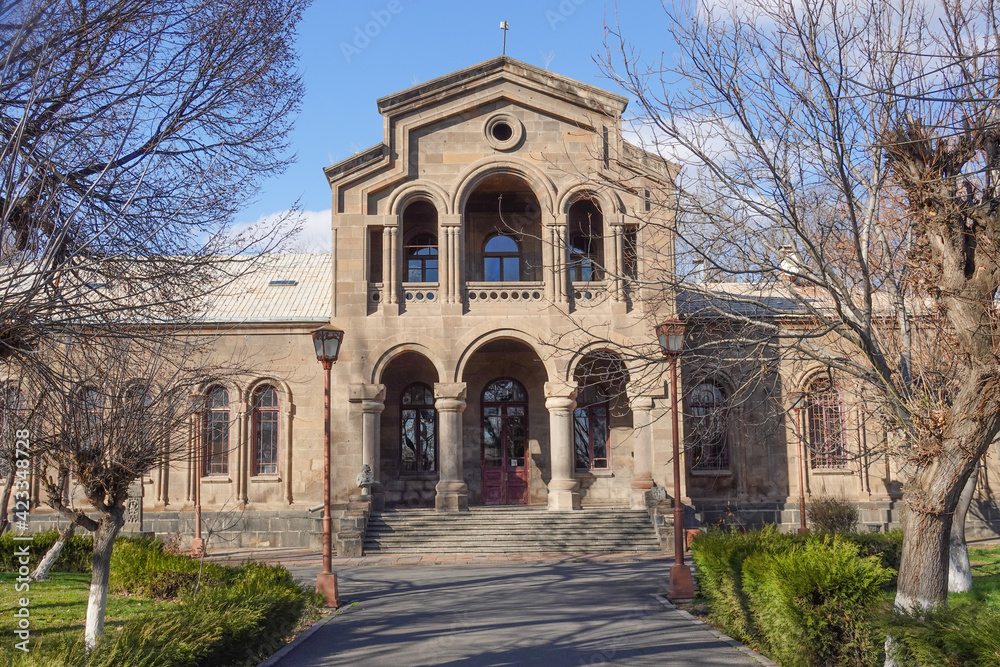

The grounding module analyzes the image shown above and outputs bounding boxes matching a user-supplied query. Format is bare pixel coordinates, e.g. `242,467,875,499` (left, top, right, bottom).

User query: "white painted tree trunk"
29,522,75,582
948,469,977,594
84,516,122,651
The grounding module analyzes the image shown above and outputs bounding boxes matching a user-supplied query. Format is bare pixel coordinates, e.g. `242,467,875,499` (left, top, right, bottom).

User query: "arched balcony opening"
568,199,604,283
402,200,439,285
464,174,542,284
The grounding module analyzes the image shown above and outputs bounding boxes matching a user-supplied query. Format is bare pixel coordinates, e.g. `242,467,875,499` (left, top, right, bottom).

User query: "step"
361,507,663,556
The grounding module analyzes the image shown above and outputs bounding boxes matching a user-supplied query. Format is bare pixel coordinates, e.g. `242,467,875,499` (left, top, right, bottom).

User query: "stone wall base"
692,499,1000,538
20,510,326,550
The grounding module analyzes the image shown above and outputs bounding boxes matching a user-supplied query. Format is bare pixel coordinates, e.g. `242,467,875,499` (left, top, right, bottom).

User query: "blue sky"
236,0,674,249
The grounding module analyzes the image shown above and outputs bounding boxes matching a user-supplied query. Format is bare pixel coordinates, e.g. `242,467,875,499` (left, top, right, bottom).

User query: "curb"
650,594,780,666
257,603,357,667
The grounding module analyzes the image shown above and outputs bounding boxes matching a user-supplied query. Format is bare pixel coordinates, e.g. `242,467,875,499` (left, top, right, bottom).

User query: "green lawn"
955,543,1000,609
0,572,176,665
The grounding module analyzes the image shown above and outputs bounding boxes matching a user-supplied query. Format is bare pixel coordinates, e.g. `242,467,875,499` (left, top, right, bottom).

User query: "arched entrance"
481,378,529,505
460,336,548,506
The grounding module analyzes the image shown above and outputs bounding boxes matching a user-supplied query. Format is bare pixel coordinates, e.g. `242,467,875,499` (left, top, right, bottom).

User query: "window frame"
400,382,437,475
804,379,848,469
483,234,521,282
404,233,439,283
574,384,611,472
252,385,280,476
687,381,731,472
202,386,230,476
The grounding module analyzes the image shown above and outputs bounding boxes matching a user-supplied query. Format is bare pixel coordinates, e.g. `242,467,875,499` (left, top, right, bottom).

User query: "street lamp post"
657,319,696,601
312,324,345,608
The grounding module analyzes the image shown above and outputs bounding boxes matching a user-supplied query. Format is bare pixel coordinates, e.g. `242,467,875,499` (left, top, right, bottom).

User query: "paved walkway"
238,553,770,667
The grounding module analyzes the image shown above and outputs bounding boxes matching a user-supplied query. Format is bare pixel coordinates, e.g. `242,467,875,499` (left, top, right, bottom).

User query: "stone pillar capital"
348,383,386,404
630,395,656,412
546,213,569,229
544,381,578,400
440,214,462,227
433,382,467,402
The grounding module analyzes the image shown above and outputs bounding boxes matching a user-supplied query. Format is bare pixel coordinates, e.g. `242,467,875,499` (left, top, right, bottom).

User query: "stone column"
544,223,557,302
609,223,623,302
545,382,581,510
236,405,248,504
441,214,462,304
282,401,294,505
383,225,398,305
349,383,386,508
554,215,568,304
630,395,655,510
434,382,469,511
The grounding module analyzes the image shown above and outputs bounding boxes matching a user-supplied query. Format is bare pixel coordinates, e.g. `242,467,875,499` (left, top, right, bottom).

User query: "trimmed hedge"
39,540,325,667
884,603,1000,666
110,537,232,599
85,560,322,667
742,538,893,667
0,529,93,572
691,528,902,664
688,525,796,643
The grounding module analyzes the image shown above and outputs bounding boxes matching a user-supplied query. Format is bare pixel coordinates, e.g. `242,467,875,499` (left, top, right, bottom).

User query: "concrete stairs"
363,506,663,555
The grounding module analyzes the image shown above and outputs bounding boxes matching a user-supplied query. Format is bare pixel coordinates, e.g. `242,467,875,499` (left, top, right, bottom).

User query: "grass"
954,543,1000,609
0,571,177,664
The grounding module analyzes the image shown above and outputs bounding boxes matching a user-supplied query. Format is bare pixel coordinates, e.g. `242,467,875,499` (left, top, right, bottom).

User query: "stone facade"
17,57,1000,548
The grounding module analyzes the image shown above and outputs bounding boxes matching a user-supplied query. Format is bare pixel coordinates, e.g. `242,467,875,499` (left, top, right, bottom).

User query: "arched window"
569,236,601,282
252,386,279,476
805,378,847,468
483,235,520,282
688,382,729,470
568,199,603,282
0,382,25,437
574,384,610,470
405,233,438,283
203,386,230,476
72,386,104,448
400,383,436,473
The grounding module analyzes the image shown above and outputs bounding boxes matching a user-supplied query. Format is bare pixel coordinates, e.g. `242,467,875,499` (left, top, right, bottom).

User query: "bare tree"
0,0,308,364
26,335,212,649
0,0,309,598
598,0,1000,612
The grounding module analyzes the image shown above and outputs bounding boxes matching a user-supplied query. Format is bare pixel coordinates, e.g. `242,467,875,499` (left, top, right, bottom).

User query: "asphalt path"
268,560,767,666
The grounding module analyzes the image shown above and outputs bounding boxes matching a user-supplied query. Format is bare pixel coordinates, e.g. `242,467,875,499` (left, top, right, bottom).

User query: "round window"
483,113,523,151
491,122,513,142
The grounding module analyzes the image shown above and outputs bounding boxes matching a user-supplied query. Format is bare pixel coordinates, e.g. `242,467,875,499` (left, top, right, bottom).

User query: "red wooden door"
481,379,529,505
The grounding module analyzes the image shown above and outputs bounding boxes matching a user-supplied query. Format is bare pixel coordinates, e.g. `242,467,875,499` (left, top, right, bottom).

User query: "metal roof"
199,254,331,324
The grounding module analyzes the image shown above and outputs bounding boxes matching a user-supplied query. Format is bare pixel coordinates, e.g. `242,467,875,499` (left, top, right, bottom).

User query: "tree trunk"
84,512,123,651
948,468,978,593
0,468,15,536
30,522,76,582
895,505,952,612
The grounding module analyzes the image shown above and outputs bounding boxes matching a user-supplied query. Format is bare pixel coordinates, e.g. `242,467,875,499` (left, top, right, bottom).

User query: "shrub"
808,496,859,533
0,529,93,572
110,537,231,599
742,537,894,667
884,602,1000,667
689,525,800,644
844,530,903,584
86,560,323,667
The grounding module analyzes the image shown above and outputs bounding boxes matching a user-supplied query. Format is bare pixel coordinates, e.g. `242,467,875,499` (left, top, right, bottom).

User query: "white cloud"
232,209,332,253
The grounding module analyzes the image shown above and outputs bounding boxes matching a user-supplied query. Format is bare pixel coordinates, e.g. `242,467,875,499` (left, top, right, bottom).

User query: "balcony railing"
402,283,438,303
465,281,545,304
571,280,609,306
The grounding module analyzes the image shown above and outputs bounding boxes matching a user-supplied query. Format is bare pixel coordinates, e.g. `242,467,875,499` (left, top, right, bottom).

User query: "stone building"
14,57,1000,549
